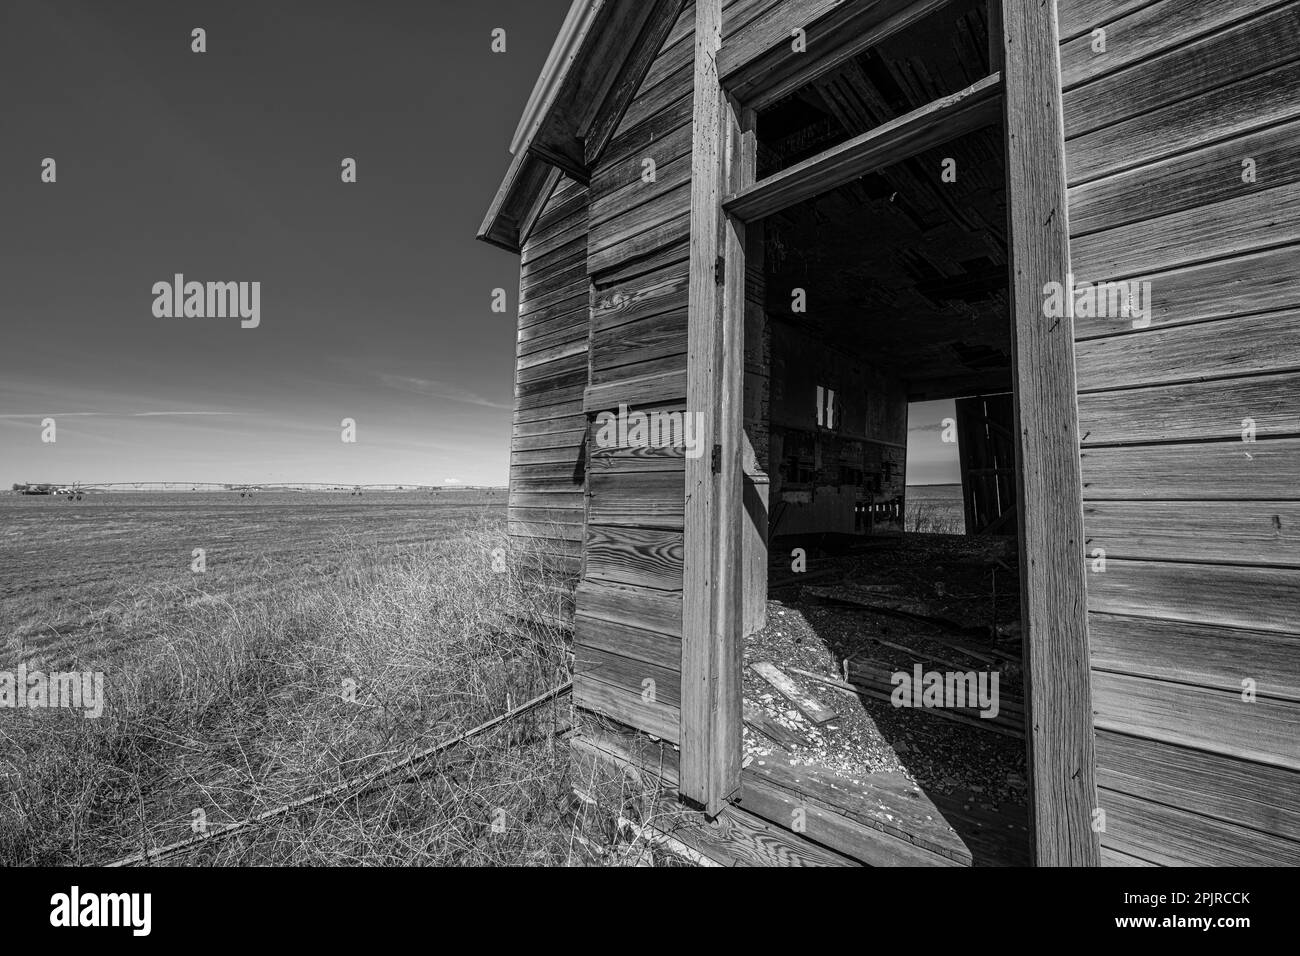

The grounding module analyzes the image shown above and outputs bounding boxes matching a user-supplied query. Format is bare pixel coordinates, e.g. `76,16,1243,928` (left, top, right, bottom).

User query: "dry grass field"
0,492,613,866
906,484,966,535
0,489,972,867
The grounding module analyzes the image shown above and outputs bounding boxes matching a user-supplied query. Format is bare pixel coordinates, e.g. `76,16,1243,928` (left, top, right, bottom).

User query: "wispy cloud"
909,419,949,432
131,411,252,417
378,374,510,409
0,410,251,419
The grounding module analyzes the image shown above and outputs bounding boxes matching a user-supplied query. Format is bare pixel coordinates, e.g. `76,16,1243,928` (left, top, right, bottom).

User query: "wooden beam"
527,142,590,187
517,167,563,249
1000,0,1099,866
721,0,957,110
681,0,733,814
724,73,1002,222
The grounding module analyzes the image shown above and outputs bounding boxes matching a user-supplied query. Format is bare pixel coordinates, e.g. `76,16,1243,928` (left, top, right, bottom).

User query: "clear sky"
907,398,961,485
2,1,966,490
0,0,570,486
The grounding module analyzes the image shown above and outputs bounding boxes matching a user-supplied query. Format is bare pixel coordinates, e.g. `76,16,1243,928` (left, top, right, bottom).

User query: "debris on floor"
743,533,1030,821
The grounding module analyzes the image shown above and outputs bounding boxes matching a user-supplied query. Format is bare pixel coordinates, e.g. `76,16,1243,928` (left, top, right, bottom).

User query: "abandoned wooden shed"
479,0,1300,866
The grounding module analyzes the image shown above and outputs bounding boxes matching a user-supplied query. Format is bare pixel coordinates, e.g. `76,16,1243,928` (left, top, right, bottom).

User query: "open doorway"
733,0,1031,864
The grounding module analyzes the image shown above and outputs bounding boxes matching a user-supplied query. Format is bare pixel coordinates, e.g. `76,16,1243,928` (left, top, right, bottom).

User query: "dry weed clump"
0,524,595,866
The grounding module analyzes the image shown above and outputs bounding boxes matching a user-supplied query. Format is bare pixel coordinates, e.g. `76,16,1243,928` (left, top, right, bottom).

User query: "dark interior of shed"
735,7,1031,861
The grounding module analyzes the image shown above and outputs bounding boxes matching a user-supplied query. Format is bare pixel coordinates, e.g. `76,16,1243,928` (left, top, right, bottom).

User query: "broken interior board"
750,661,838,725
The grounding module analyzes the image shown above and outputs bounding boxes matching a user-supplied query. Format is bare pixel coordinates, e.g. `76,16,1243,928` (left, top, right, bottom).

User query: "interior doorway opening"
735,106,1032,864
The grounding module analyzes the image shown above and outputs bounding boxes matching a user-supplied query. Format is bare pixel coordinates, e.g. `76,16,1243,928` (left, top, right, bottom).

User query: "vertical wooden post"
1000,0,1100,865
682,0,730,812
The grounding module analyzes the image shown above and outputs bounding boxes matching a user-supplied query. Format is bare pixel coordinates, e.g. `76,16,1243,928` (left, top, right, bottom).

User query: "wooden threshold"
737,756,1033,867
723,72,1003,221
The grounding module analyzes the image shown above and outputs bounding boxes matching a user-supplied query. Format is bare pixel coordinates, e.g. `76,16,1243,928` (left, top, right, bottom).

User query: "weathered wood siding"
509,175,589,584
573,0,698,743
1061,0,1300,865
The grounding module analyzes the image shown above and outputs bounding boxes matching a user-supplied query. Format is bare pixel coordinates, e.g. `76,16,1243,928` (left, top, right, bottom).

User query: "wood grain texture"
1072,245,1300,340
576,581,684,637
1092,671,1300,771
737,773,960,866
1096,729,1300,842
587,470,685,528
1083,501,1300,568
680,0,728,813
1056,0,1154,42
591,260,690,332
509,178,589,597
1081,438,1300,500
583,367,688,411
1077,371,1300,446
584,0,690,168
1062,3,1300,139
1075,310,1300,387
1059,0,1288,91
1065,58,1300,185
575,644,682,707
1099,786,1300,865
1002,0,1099,866
1090,612,1300,700
574,674,681,742
1085,558,1300,635
673,803,859,866
575,613,683,672
584,524,684,591
1071,181,1300,282
1068,116,1300,237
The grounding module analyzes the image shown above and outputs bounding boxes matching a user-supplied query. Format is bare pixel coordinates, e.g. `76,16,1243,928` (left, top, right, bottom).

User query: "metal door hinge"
714,255,725,285
711,444,722,474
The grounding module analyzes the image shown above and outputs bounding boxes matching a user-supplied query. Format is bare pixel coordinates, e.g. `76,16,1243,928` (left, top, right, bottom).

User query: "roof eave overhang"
478,0,684,253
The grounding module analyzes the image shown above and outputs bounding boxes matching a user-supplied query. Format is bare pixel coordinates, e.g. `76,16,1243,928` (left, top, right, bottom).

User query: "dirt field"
0,492,506,669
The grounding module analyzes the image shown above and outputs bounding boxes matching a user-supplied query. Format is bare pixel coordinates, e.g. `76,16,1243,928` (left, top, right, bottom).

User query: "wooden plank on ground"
749,662,838,724
742,700,809,750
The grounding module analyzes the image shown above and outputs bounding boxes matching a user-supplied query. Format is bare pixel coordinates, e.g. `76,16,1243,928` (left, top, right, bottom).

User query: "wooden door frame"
681,0,1098,865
